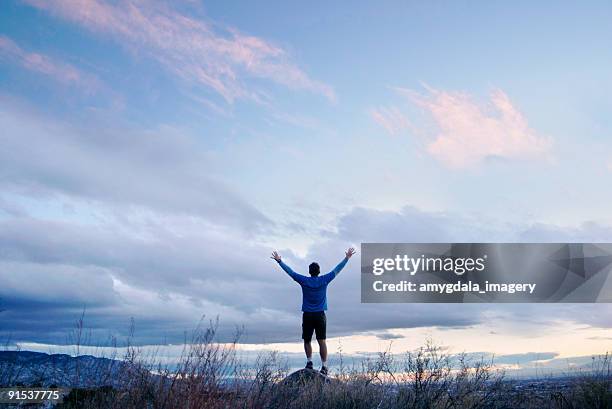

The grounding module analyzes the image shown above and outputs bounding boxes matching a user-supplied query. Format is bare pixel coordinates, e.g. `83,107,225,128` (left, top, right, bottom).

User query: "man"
271,247,356,375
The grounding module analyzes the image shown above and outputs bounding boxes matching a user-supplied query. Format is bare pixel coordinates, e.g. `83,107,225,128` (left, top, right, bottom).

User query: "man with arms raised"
271,247,356,375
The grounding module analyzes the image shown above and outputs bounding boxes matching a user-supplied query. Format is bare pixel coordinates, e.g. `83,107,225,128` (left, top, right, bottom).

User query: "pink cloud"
370,106,411,136
0,36,99,91
374,86,552,168
22,0,334,103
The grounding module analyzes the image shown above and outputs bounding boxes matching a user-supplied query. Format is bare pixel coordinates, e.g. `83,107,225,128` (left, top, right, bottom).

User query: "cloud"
0,261,118,308
0,35,99,91
492,351,559,365
22,0,334,103
2,198,612,345
0,103,270,231
374,332,405,340
369,106,411,136
0,216,295,343
0,210,483,344
304,206,612,338
373,86,552,168
517,221,612,243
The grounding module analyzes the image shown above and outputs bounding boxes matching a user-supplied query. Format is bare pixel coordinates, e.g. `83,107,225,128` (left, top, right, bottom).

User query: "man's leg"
302,313,315,369
317,338,327,363
304,340,313,360
315,312,329,374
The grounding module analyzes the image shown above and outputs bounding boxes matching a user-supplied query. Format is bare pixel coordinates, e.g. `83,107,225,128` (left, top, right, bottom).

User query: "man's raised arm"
325,247,356,282
271,251,303,283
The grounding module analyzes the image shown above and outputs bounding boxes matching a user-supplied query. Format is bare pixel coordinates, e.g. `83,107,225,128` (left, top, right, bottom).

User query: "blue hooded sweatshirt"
277,257,349,312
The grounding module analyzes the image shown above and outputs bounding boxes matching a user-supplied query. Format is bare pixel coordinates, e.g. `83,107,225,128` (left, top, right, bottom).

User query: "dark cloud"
0,261,117,308
0,213,482,345
374,332,405,340
491,352,559,365
2,170,612,345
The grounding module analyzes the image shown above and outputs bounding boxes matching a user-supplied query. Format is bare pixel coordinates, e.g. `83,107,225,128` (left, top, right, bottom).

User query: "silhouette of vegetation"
1,317,610,409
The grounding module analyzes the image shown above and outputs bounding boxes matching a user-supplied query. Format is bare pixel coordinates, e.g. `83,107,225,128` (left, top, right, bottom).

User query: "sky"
1,0,612,377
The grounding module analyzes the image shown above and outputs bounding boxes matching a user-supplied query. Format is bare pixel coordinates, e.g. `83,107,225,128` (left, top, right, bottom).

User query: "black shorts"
302,311,326,341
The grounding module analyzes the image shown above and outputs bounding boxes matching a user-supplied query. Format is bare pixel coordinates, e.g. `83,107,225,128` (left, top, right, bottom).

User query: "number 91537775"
0,388,67,403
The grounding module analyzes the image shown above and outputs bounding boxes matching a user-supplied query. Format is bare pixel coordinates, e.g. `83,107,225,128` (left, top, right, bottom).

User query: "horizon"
1,0,612,381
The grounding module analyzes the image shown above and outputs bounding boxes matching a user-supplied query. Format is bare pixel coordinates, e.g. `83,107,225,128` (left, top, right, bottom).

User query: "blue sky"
1,0,612,376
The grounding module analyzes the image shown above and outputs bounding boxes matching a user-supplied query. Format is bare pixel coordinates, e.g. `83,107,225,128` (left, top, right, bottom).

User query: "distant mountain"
0,351,143,388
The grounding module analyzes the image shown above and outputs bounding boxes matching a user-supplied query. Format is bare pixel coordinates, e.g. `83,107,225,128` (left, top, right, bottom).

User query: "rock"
281,368,338,387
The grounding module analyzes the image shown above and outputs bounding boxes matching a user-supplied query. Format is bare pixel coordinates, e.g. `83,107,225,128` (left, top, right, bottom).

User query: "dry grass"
1,318,610,409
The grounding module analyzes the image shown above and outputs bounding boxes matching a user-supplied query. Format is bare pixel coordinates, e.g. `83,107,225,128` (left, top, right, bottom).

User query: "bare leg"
304,340,312,360
317,339,327,363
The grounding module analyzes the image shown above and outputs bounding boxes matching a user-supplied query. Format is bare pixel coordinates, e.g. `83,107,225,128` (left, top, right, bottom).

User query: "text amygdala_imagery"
372,280,537,295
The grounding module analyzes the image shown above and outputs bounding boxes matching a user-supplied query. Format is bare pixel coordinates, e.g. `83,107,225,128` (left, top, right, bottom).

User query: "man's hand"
345,247,356,259
271,251,281,262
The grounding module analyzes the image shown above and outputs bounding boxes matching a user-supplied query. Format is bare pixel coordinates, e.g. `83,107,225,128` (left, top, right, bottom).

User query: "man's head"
309,262,320,277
